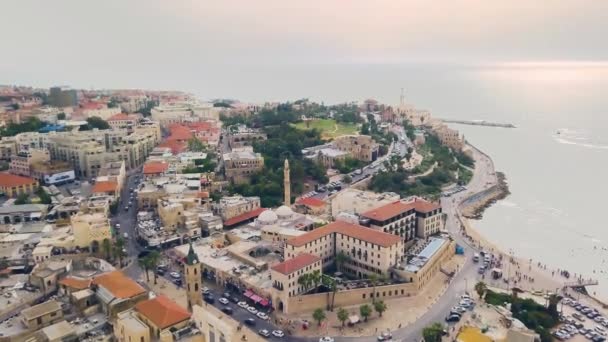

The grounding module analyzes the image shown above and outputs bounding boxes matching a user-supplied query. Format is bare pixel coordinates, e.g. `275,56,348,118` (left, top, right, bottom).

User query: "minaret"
184,242,202,312
283,159,291,206
400,88,405,106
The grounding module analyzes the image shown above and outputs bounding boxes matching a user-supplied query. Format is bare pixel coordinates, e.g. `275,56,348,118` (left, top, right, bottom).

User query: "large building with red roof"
360,197,444,245
0,172,39,197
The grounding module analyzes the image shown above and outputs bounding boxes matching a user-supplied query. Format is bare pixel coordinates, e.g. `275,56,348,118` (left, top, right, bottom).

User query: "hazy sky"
1,0,607,99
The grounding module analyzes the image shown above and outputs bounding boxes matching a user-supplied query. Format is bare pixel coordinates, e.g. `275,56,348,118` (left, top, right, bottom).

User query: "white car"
272,330,285,338
219,297,229,305
169,272,181,279
256,312,269,320
238,301,248,308
247,307,258,314
319,337,335,342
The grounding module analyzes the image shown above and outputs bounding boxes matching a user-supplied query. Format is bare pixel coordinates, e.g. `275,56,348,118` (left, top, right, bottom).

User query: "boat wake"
554,128,608,150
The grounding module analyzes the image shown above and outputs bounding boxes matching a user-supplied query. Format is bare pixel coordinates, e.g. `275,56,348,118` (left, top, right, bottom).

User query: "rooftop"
58,276,92,290
135,295,191,329
0,172,37,187
223,207,267,227
287,221,402,248
404,237,448,273
22,300,61,320
143,161,169,175
296,197,326,207
361,198,440,221
92,271,146,299
42,320,75,341
271,253,320,275
92,180,117,194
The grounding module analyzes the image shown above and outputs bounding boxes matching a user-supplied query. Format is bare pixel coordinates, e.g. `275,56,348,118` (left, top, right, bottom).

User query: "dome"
276,205,294,219
257,210,278,225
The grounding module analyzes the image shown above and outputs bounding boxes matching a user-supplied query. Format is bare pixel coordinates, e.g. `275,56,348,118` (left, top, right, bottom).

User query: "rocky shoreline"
461,171,511,219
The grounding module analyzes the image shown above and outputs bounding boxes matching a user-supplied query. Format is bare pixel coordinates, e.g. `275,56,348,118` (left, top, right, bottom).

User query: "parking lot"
555,297,608,341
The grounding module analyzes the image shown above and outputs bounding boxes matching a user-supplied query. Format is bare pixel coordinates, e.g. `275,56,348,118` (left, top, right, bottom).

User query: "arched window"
195,283,199,291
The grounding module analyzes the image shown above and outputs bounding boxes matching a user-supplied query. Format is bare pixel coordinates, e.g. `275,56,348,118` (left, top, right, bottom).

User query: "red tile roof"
223,207,267,227
92,181,117,194
296,197,326,207
143,161,169,175
58,276,91,290
286,221,401,248
92,271,146,299
361,199,440,221
0,173,37,187
157,140,186,154
271,253,320,275
135,295,191,329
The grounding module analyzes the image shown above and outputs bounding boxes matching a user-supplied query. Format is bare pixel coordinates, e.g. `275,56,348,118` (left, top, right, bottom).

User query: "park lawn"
292,119,359,140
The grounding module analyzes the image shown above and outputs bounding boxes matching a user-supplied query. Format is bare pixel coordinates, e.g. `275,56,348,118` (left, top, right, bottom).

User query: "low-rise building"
71,212,112,250
393,237,454,290
21,300,63,330
9,148,50,177
0,172,39,197
227,125,267,149
332,135,379,162
270,253,321,297
215,195,261,221
134,295,191,340
30,160,75,185
294,197,328,216
107,113,140,131
92,270,147,317
0,136,16,160
222,147,264,184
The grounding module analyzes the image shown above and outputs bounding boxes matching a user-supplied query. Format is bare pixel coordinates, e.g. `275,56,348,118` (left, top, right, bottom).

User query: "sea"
193,62,608,300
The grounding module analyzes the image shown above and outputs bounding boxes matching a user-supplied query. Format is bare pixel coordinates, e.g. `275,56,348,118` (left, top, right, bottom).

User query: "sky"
1,0,607,99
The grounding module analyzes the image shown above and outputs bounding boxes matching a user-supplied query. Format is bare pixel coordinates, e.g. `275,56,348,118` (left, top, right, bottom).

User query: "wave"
554,128,608,150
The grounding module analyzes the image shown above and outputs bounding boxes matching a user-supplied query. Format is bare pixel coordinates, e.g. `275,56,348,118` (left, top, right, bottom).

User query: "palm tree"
101,239,112,261
374,300,387,317
359,304,372,322
322,276,338,311
337,307,349,327
422,322,444,342
474,281,487,300
548,294,562,319
139,257,151,282
335,251,349,273
298,274,310,293
113,238,127,267
147,251,161,285
310,270,322,292
312,308,326,326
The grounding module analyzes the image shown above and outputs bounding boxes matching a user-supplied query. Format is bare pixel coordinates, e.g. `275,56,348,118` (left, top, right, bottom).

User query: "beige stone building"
332,135,380,162
192,304,267,342
393,237,455,290
222,147,264,184
227,126,267,149
215,195,261,221
9,148,50,177
0,136,16,160
21,300,63,330
71,211,112,250
270,253,321,298
284,221,404,279
432,123,464,151
360,197,444,249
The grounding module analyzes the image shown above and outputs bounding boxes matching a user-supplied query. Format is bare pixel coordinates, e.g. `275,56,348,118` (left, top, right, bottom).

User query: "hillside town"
0,85,596,342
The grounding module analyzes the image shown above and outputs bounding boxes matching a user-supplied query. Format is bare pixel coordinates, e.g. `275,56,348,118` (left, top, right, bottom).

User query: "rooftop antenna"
400,88,405,106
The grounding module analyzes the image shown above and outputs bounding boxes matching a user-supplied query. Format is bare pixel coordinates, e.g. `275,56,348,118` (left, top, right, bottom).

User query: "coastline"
455,143,605,304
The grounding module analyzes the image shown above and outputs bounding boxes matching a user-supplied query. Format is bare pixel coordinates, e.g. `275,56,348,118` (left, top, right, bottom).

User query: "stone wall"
284,282,418,314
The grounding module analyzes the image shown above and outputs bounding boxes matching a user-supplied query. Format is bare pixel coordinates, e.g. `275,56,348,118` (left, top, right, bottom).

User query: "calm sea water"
193,63,608,299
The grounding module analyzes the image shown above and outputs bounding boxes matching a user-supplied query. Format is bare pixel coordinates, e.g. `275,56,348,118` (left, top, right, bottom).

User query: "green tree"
342,174,352,184
188,138,206,152
138,256,151,282
359,304,372,322
373,300,387,317
57,112,66,120
547,294,561,319
113,238,127,267
337,307,349,327
335,251,350,273
85,116,110,130
475,281,487,300
14,193,30,205
298,274,310,292
422,322,444,342
310,270,322,291
36,187,52,204
146,251,162,285
312,308,326,326
101,238,112,260
0,117,46,137
322,276,338,311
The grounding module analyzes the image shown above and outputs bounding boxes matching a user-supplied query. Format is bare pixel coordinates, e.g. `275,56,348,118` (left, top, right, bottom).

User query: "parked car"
445,315,461,322
170,272,181,279
319,338,335,342
221,307,233,315
377,332,392,341
244,318,256,326
247,306,258,314
238,301,248,308
219,297,229,305
272,330,285,338
204,295,215,304
258,329,271,337
256,312,269,320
